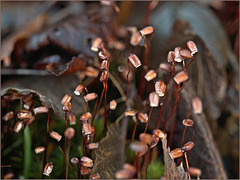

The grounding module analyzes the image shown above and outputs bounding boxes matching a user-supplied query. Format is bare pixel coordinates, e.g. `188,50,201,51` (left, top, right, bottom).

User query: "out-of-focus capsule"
69,112,76,125
151,134,160,148
64,127,75,140
81,156,93,164
182,141,194,152
81,166,91,175
167,51,175,63
125,110,137,117
100,60,109,71
86,67,99,78
82,122,92,135
139,133,153,145
129,142,148,156
50,131,62,141
155,80,166,97
159,63,171,72
130,31,142,46
90,173,100,179
35,146,46,154
71,157,79,166
91,37,102,52
140,26,154,36
192,97,203,114
84,93,98,102
187,167,202,178
173,71,188,84
137,112,148,123
33,107,49,115
144,70,157,81
128,54,141,68
43,162,53,176
3,111,14,122
82,161,93,168
14,121,23,133
86,143,99,150
152,129,165,139
149,92,159,107
4,172,14,179
110,100,117,110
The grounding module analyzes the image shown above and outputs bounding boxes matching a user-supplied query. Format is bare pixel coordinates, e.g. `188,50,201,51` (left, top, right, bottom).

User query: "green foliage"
147,160,165,179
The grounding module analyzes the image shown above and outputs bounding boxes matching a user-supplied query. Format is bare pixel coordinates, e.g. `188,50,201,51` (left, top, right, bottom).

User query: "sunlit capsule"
80,112,92,122
139,133,153,145
125,110,137,117
100,60,109,71
91,37,102,52
4,172,14,179
14,121,23,133
152,129,165,139
64,127,75,140
110,100,117,110
137,112,148,123
86,67,99,78
43,162,53,176
74,84,85,96
99,51,110,60
91,126,96,134
33,107,49,115
110,41,125,50
167,51,175,63
90,173,100,179
63,102,71,112
159,63,171,72
192,97,202,114
129,142,148,156
169,148,183,159
180,49,192,59
69,112,76,125
128,54,141,68
17,110,32,120
81,166,91,175
86,142,99,150
81,156,93,164
151,134,160,148
82,161,93,168
50,131,62,141
144,70,157,81
155,80,166,97
174,47,183,62
149,92,159,107
187,167,202,177
130,31,142,46
82,122,92,135
84,93,98,102
140,26,154,36
3,111,14,121
187,40,198,55
61,94,72,105
100,71,109,82
182,141,194,152
25,116,35,126
71,157,79,166
174,71,188,84
35,146,46,154
182,119,194,127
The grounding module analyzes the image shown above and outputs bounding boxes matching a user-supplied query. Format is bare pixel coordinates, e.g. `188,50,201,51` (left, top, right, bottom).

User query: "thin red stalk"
177,126,187,166
168,84,180,147
65,140,71,179
92,83,105,124
91,96,99,125
140,144,151,176
124,60,131,111
156,98,164,129
142,98,149,112
133,153,139,168
64,112,68,154
77,162,81,179
184,152,191,179
107,109,112,119
144,107,153,133
185,57,195,70
104,80,108,130
182,59,185,70
131,120,138,143
143,1,152,26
